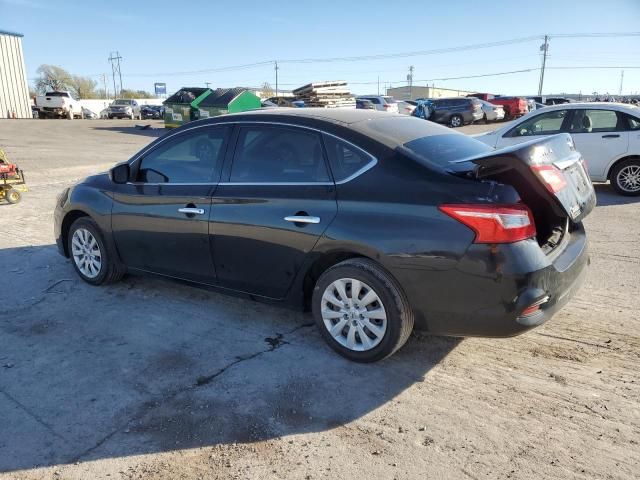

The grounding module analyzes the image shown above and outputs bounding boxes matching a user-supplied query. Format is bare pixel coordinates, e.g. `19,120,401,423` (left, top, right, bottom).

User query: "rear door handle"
178,207,205,215
284,215,320,224
602,134,621,138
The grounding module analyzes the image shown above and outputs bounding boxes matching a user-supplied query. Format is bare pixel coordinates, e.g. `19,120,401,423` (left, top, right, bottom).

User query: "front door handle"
602,134,621,138
178,207,205,215
284,215,320,224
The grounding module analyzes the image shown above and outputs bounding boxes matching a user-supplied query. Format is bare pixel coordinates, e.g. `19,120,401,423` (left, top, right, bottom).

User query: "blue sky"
2,0,639,97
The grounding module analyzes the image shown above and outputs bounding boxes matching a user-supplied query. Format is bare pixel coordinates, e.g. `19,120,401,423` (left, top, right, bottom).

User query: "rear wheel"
312,258,414,362
6,188,21,204
611,158,640,196
449,114,463,128
68,217,125,285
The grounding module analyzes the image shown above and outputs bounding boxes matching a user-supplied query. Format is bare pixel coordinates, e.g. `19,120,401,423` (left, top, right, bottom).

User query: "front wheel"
611,158,640,196
6,188,21,204
68,217,125,285
449,114,463,128
312,258,414,362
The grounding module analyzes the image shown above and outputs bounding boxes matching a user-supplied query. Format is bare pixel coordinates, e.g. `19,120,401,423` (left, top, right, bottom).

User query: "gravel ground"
0,119,638,480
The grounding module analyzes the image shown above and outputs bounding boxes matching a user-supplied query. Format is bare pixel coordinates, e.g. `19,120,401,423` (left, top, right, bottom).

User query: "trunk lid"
466,134,596,223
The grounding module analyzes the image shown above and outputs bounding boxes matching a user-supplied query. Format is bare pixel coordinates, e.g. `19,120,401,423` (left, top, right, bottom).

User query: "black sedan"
54,109,595,362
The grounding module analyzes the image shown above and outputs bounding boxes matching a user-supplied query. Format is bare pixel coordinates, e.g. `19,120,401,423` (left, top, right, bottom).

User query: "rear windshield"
45,92,69,97
383,97,397,104
113,100,132,105
401,134,492,173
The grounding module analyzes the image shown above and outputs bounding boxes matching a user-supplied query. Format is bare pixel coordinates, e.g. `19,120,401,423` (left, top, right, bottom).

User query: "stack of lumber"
292,81,356,108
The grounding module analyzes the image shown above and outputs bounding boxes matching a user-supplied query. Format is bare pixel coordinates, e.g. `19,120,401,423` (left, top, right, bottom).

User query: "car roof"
200,107,453,147
536,102,640,114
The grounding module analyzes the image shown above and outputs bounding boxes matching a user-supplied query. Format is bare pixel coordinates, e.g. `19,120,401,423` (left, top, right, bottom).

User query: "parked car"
428,97,483,127
356,98,376,110
396,101,416,115
356,95,399,113
545,97,572,105
473,103,640,195
34,91,82,119
141,105,163,120
107,99,142,120
468,93,528,120
478,99,505,122
54,109,595,361
81,107,98,119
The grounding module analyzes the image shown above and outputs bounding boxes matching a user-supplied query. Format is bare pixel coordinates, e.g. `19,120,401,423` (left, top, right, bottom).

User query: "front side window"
323,135,375,182
230,126,329,183
137,127,229,183
507,109,568,137
570,109,620,133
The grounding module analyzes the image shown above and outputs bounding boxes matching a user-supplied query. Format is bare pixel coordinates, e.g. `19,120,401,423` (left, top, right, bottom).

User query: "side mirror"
110,163,130,184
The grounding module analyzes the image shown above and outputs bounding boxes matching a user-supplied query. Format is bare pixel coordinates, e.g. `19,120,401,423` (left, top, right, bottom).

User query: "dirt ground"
0,119,638,480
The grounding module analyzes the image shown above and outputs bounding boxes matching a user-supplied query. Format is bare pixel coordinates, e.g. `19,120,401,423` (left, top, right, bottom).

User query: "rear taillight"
439,204,536,244
383,104,391,109
531,165,567,193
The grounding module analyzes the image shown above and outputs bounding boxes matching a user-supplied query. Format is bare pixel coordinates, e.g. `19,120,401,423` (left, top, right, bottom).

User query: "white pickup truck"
34,91,83,119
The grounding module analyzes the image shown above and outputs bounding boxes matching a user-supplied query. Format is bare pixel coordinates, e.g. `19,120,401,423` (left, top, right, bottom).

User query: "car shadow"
593,183,640,206
0,244,459,473
91,124,167,138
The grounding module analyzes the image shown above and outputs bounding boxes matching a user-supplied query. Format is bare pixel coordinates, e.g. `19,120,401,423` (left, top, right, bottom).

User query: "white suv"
357,96,399,114
474,103,640,195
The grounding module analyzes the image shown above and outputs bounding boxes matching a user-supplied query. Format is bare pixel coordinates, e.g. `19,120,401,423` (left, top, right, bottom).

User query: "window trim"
126,121,377,186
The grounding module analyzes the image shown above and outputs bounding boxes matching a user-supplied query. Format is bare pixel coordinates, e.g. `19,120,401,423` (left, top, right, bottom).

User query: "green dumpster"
196,88,261,118
163,87,211,128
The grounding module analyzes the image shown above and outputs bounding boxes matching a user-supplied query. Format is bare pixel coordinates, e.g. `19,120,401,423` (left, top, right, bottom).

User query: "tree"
35,64,73,93
71,75,98,99
119,89,156,99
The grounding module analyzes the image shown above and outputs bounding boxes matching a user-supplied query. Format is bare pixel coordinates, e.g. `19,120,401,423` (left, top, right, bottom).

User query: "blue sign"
154,83,167,95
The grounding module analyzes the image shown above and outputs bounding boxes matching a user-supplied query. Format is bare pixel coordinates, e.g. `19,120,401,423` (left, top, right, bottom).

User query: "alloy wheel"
321,278,387,351
616,165,640,193
71,228,102,279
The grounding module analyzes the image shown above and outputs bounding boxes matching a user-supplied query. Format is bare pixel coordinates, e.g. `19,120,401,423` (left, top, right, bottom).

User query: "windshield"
400,134,492,173
113,100,131,105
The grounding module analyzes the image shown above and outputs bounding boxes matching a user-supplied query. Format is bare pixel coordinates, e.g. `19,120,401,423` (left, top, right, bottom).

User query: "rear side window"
137,126,229,183
569,109,620,133
323,134,375,182
230,126,330,183
623,113,640,130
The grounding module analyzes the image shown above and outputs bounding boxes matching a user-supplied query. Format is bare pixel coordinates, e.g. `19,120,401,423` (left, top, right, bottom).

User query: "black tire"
6,188,21,204
482,113,488,124
449,114,463,128
67,217,125,285
610,158,640,196
312,258,414,362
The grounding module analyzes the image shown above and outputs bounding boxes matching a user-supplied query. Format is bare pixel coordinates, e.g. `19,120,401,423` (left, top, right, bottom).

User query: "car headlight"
125,106,132,112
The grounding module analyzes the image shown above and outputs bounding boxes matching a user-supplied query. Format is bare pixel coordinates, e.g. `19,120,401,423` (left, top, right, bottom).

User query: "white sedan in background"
474,103,640,195
478,99,505,122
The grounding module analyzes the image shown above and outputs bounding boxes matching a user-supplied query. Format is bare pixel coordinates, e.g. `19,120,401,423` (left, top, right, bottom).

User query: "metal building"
0,29,31,119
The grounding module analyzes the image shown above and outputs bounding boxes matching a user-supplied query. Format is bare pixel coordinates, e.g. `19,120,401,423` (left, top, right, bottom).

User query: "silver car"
478,99,505,122
356,95,399,113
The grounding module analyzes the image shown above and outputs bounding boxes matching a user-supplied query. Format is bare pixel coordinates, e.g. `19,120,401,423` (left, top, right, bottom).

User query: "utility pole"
108,51,123,98
101,73,108,99
274,61,279,99
407,65,414,100
619,70,624,96
205,82,211,89
537,35,549,96
377,76,380,96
